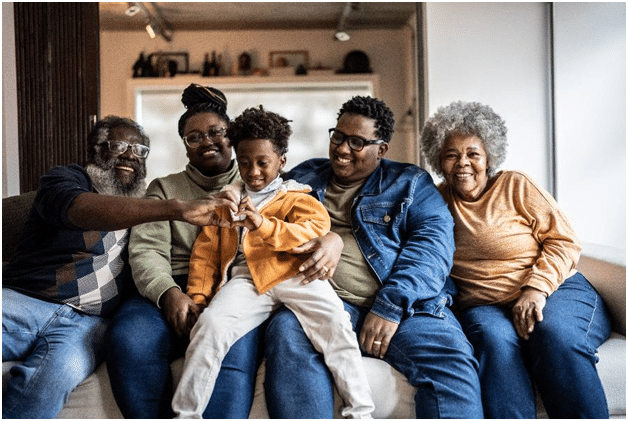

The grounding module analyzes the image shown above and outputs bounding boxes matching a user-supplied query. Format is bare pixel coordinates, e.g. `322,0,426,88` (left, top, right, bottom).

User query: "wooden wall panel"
14,3,100,193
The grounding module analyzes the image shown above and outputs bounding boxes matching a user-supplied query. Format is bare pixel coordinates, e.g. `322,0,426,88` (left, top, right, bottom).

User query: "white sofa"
2,192,626,418
2,255,625,419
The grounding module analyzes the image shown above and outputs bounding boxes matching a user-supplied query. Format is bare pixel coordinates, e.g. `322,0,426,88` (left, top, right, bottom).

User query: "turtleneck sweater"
129,162,240,306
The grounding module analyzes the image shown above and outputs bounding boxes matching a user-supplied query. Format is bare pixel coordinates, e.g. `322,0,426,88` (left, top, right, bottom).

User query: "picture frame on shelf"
268,50,309,76
153,52,189,77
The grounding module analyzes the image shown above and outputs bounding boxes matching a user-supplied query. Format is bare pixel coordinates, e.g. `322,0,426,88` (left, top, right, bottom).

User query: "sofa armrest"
2,191,36,264
577,255,626,336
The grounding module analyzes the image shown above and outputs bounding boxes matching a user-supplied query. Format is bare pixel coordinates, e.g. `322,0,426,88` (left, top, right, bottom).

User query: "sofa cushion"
578,255,626,336
246,343,628,419
4,337,626,419
2,362,123,419
246,357,417,419
597,333,627,416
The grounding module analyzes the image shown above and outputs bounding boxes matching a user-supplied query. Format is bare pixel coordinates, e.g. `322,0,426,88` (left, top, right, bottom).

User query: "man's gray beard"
85,163,147,198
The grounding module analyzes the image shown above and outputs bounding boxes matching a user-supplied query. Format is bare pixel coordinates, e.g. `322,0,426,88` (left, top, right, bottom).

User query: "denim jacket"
287,158,456,323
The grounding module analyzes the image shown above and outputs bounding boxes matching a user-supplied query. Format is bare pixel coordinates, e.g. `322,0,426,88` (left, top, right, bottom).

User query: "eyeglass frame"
100,141,150,159
328,128,386,152
182,127,228,148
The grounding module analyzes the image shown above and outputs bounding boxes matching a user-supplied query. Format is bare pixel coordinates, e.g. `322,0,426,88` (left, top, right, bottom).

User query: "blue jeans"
264,300,484,418
2,288,108,418
105,292,264,418
458,272,611,418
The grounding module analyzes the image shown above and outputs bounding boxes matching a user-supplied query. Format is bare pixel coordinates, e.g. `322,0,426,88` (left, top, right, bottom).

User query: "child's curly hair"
228,105,292,156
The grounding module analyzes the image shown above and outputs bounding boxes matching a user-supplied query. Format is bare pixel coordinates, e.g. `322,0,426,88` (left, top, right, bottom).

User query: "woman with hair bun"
421,101,611,418
105,84,264,418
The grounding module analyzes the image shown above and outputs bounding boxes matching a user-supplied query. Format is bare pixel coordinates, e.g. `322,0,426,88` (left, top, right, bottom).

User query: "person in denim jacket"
263,96,483,418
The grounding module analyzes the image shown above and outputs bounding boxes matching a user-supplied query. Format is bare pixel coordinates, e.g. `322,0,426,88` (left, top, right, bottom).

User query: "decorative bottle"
202,53,211,77
209,51,219,76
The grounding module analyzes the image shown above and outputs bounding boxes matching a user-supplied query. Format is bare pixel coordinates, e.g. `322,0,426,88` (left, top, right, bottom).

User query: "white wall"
100,27,416,164
2,2,19,197
425,2,550,190
424,2,626,261
553,2,626,263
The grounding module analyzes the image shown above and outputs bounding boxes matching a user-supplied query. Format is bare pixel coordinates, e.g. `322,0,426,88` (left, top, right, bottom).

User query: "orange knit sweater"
187,181,331,306
440,171,581,310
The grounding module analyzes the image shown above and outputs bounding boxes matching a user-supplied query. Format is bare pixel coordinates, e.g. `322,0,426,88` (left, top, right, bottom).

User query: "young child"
171,106,374,419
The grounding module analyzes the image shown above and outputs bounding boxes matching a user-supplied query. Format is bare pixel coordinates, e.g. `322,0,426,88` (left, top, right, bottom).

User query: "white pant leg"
272,278,375,419
172,277,276,419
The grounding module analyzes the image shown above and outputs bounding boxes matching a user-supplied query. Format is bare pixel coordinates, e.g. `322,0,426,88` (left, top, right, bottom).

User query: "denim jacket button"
383,214,391,223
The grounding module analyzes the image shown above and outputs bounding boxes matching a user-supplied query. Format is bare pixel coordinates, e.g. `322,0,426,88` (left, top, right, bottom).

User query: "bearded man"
2,116,237,419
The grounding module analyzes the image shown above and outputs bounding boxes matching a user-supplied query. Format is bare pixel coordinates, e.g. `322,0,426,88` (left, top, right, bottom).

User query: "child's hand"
185,304,203,336
232,196,263,230
216,187,242,214
161,288,201,337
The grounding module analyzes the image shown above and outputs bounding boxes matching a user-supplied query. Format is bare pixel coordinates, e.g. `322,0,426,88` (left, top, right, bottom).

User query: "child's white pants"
172,276,374,419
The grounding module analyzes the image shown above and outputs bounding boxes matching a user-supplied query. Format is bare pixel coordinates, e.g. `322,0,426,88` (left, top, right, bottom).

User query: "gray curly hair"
420,101,508,178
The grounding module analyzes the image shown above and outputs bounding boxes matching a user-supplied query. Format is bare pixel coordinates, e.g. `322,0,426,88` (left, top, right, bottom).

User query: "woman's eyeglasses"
101,141,150,158
183,128,228,148
328,128,385,152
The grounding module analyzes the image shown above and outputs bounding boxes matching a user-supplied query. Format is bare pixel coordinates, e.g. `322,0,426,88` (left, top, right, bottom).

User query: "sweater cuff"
254,217,274,240
189,293,207,306
143,274,181,308
522,276,554,298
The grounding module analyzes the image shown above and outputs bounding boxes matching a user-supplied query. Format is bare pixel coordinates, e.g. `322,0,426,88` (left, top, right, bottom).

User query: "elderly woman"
420,101,611,418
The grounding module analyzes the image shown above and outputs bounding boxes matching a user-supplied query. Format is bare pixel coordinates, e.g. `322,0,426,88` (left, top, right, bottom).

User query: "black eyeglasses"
183,128,228,148
101,141,150,158
328,128,385,152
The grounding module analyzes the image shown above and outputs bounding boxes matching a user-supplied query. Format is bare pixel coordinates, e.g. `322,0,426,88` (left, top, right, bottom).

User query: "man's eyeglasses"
101,141,150,159
183,128,228,148
328,128,385,152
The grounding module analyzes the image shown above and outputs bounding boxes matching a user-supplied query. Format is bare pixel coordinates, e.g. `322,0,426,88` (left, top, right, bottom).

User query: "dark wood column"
14,2,100,193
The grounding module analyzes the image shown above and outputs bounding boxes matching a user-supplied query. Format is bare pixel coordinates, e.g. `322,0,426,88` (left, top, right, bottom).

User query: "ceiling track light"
334,31,351,42
125,2,141,16
145,23,156,39
134,2,174,42
334,2,358,41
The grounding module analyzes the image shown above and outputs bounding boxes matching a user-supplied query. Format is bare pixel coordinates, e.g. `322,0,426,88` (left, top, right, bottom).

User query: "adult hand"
359,312,399,359
512,287,546,340
160,287,202,337
178,197,238,228
291,232,344,284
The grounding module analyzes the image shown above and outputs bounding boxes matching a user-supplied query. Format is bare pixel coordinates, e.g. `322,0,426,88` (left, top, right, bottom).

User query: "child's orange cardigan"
187,180,331,306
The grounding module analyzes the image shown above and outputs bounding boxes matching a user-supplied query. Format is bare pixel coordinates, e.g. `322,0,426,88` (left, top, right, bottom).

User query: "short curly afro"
338,96,395,143
228,105,292,156
420,101,508,178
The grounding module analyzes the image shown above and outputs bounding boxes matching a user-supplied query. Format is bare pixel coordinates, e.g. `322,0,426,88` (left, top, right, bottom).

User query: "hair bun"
181,83,227,111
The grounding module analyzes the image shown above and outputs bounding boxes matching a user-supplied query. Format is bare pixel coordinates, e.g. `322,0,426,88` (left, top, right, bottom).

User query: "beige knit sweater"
439,171,581,310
